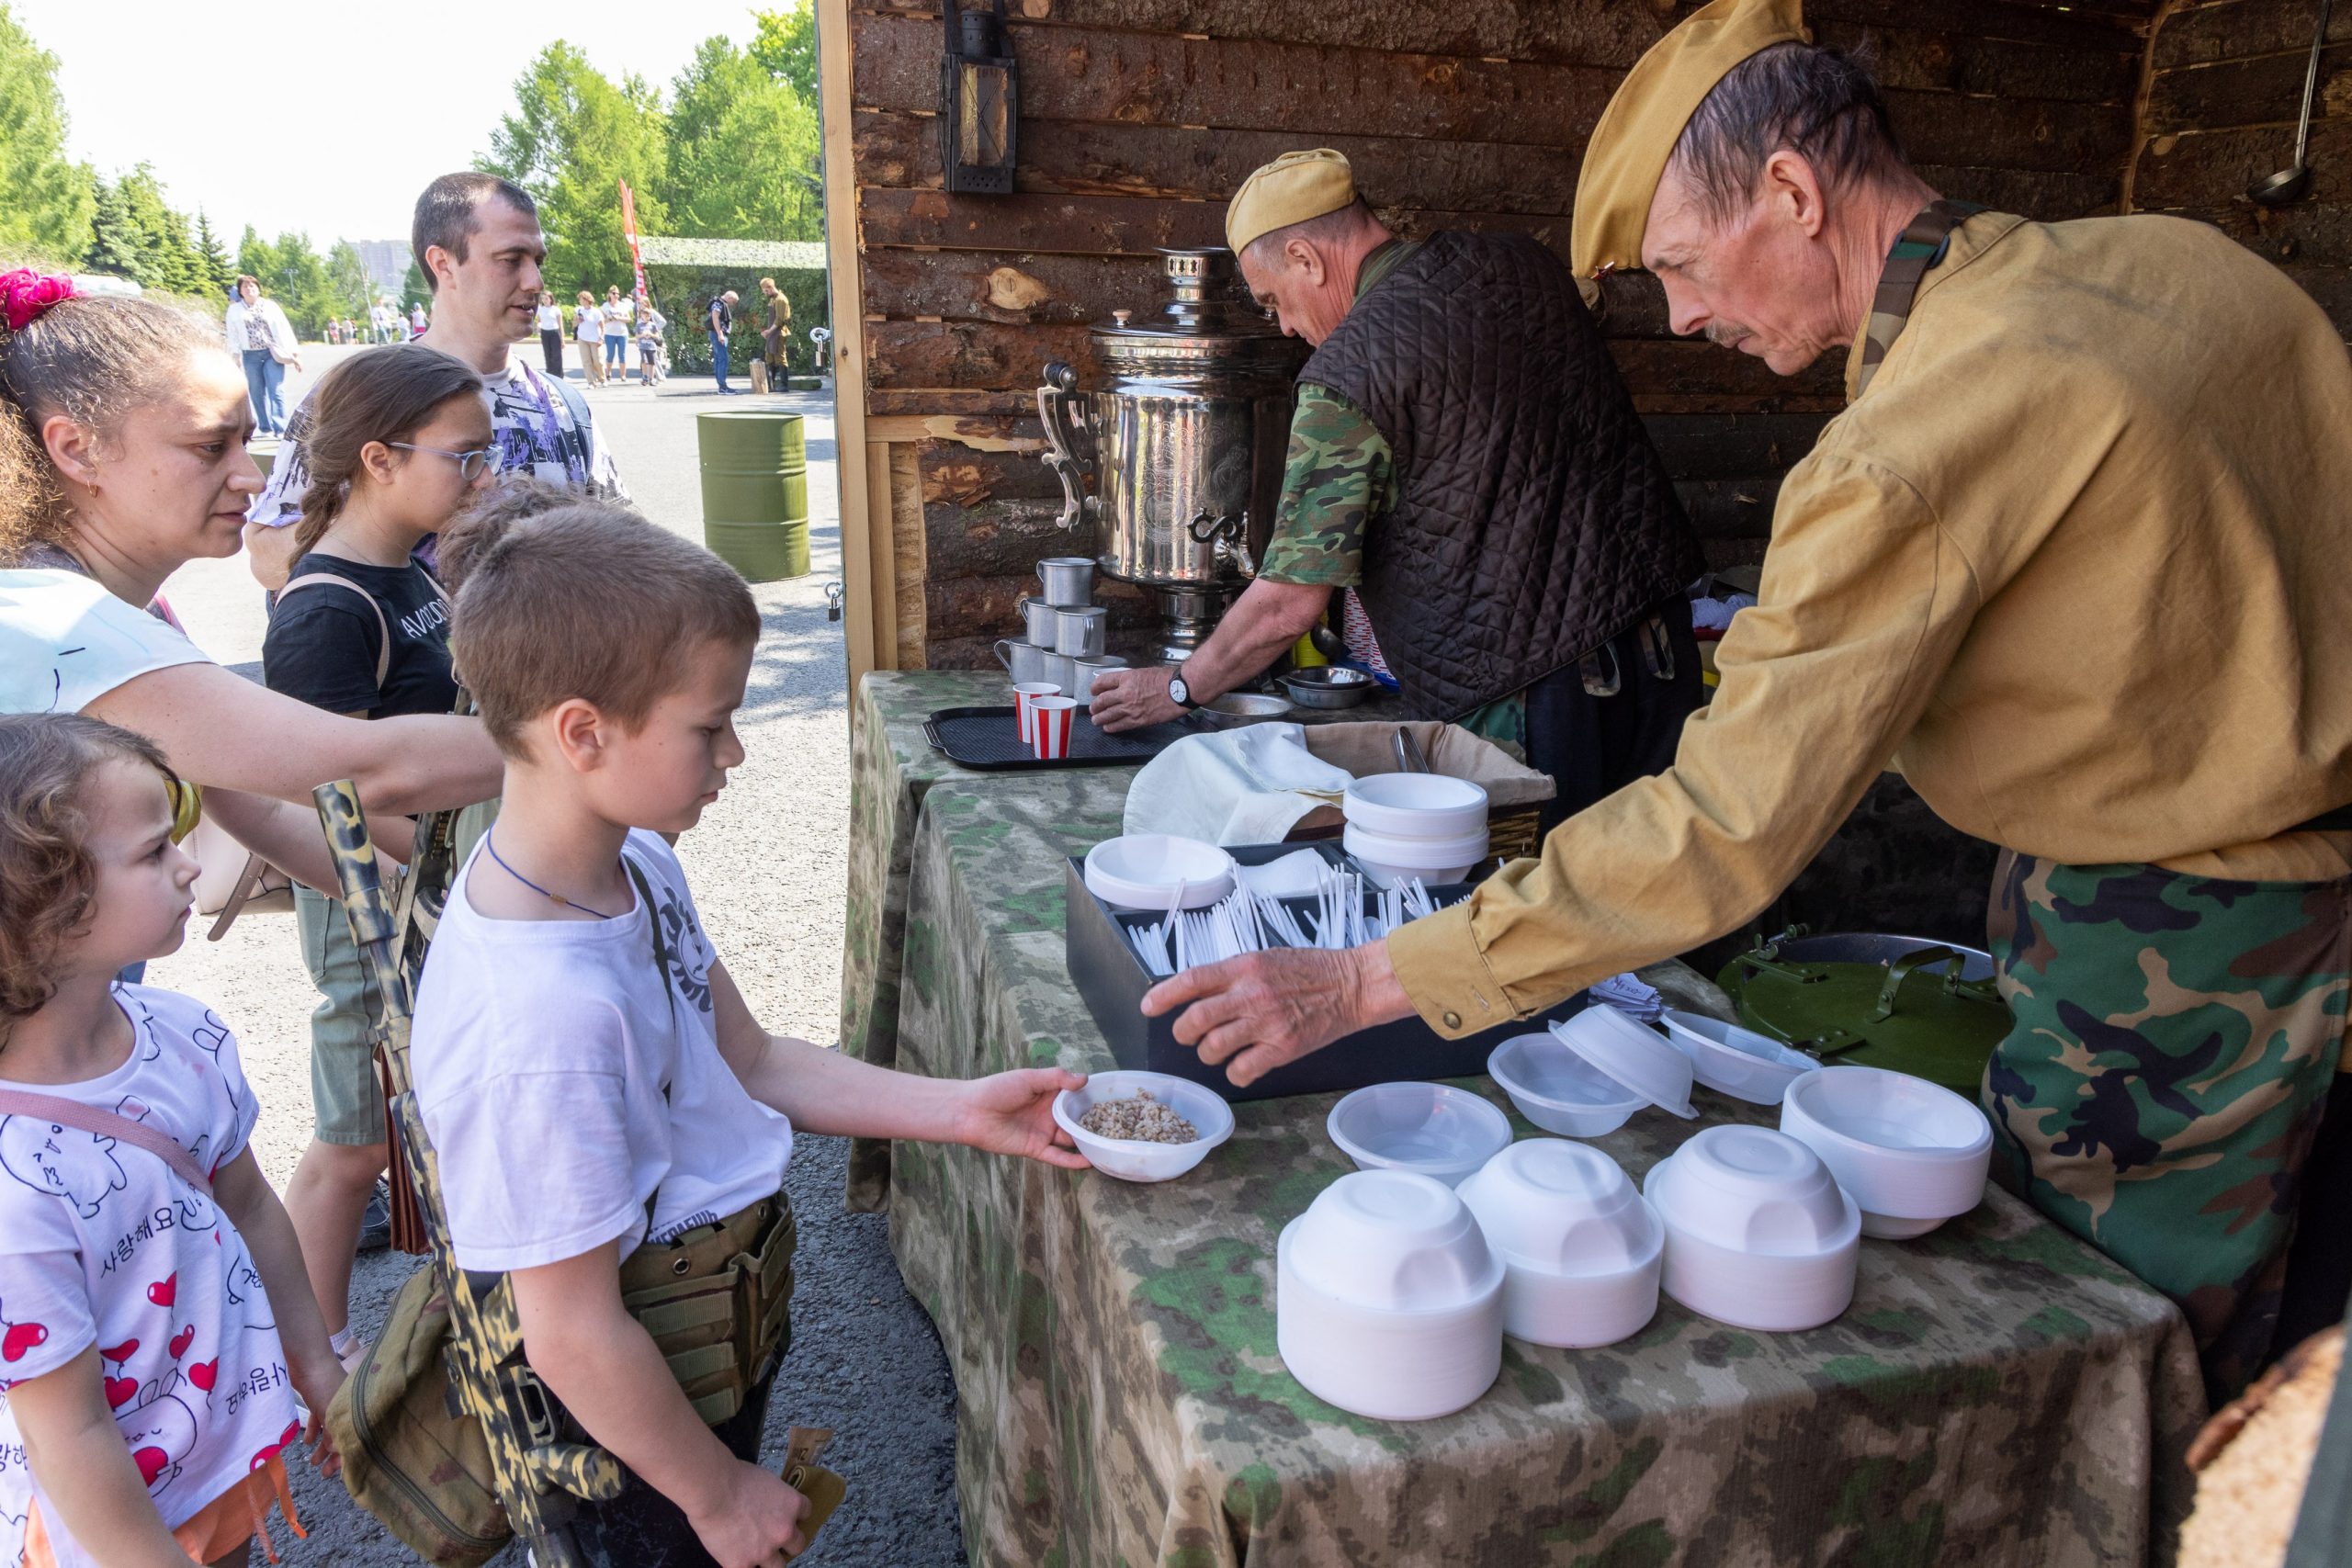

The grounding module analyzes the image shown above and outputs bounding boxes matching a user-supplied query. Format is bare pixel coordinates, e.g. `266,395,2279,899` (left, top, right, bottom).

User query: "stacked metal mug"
997,555,1129,705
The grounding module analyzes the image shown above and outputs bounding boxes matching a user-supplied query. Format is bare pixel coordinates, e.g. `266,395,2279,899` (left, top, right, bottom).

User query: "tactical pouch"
616,1194,798,1426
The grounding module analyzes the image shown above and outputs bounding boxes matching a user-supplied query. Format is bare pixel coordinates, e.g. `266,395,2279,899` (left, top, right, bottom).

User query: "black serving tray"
923,705,1193,772
1064,840,1586,1103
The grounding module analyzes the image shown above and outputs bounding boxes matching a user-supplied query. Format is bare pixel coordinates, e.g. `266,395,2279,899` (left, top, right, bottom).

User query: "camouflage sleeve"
1256,386,1393,588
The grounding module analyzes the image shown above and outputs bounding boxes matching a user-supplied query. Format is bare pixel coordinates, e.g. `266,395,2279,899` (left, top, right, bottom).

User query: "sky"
17,0,780,251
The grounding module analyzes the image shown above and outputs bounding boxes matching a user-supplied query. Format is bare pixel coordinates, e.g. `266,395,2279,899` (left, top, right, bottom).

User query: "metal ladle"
2250,0,2335,207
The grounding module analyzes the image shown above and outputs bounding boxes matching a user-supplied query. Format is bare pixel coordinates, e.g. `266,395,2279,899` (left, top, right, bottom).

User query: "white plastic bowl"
1082,834,1238,912
1353,855,1480,890
1458,1140,1662,1348
1548,1007,1697,1119
1277,1169,1504,1419
1327,1082,1514,1188
1658,1010,1819,1106
1487,1032,1649,1138
1342,821,1491,868
1780,1066,1993,1239
1342,773,1489,840
1643,1125,1860,1332
1051,1071,1235,1182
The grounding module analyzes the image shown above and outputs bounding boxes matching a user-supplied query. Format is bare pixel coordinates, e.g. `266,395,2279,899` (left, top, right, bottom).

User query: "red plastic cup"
1011,682,1059,743
1030,695,1079,760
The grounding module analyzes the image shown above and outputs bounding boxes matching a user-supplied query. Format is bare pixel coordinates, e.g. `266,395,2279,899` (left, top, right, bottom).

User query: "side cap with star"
1569,0,1811,280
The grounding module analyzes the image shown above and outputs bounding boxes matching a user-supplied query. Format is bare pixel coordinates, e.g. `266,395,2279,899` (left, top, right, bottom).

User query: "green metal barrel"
696,410,810,581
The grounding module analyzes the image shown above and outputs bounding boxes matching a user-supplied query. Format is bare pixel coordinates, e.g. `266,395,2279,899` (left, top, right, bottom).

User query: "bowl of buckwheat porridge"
1053,1071,1236,1182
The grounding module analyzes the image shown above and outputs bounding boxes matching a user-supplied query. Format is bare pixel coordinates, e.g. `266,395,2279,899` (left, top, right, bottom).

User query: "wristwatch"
1167,674,1197,710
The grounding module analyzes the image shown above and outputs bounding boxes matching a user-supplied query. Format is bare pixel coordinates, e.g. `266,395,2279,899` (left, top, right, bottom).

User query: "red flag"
618,178,650,311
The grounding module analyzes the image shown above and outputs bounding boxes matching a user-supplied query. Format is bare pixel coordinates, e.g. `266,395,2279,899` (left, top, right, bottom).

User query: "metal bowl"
1194,691,1295,728
1278,667,1375,710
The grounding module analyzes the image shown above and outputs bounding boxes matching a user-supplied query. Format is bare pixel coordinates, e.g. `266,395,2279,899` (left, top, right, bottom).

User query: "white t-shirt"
574,306,603,344
0,987,301,1567
535,304,563,333
248,356,626,535
0,570,209,716
411,831,792,1272
601,299,633,332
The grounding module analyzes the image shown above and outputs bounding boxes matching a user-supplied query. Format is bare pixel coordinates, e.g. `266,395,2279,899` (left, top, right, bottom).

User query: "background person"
708,289,738,394
602,285,634,386
534,288,565,379
257,344,492,1373
222,274,300,437
244,173,627,592
407,301,428,340
759,276,791,379
574,289,605,387
0,276,503,880
636,299,665,389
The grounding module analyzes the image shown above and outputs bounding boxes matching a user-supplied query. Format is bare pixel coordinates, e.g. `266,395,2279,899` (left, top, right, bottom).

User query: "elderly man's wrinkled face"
1642,154,1849,377
1239,241,1354,347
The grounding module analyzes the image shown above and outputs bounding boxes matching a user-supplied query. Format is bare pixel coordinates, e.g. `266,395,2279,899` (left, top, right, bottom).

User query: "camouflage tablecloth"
839,671,2206,1568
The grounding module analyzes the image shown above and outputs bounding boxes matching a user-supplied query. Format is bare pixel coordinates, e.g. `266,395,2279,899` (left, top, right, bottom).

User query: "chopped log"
862,247,1198,323
2137,202,2352,269
867,412,1052,449
921,443,1064,505
923,495,1075,580
2155,0,2352,69
2132,121,2352,208
2145,45,2352,133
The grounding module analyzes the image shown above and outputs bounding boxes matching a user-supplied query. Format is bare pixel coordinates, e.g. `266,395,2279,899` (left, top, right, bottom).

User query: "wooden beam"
865,412,1050,450
2133,121,2352,207
819,0,894,684
2143,44,2352,134
2154,0,2352,68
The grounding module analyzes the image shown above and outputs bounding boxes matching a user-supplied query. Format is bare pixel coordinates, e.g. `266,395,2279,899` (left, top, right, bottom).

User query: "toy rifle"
313,781,622,1565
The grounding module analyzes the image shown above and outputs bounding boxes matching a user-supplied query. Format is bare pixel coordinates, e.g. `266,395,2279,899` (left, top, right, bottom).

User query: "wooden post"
818,0,896,692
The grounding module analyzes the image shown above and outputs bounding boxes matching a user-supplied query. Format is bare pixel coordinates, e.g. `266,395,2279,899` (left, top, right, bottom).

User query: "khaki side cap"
1226,149,1356,255
1569,0,1810,279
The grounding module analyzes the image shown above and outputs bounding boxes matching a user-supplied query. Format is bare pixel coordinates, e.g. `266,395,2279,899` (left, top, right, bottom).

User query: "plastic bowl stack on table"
1277,1168,1505,1419
1051,1071,1235,1183
1457,1140,1663,1348
1548,1006,1698,1120
1487,1032,1648,1138
1341,773,1490,887
1643,1124,1860,1332
1326,1081,1514,1188
1657,1010,1819,1106
1779,1066,1994,1239
1082,834,1238,911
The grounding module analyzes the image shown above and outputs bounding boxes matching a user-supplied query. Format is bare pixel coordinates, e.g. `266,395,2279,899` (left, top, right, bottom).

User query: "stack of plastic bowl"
1779,1066,1994,1238
1081,834,1238,912
1643,1124,1860,1332
1487,1032,1648,1138
1326,1082,1514,1188
1457,1140,1662,1348
1657,1010,1819,1106
1050,1070,1235,1183
1277,1169,1505,1419
1547,1006,1698,1120
1341,774,1489,887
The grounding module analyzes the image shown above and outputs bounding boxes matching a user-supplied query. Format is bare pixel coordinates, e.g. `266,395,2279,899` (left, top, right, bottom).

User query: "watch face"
1169,676,1190,706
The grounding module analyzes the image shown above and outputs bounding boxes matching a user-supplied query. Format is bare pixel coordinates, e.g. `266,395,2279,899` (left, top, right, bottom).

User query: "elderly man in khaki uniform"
1146,0,2352,1404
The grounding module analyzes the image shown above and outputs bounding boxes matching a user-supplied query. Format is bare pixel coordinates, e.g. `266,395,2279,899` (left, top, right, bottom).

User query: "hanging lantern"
941,1,1019,195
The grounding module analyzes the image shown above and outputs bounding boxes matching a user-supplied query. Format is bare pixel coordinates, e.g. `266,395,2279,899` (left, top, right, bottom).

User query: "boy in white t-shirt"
408,502,1088,1565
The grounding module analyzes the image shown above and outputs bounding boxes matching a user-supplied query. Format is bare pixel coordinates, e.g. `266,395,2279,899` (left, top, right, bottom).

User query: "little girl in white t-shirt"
0,714,344,1567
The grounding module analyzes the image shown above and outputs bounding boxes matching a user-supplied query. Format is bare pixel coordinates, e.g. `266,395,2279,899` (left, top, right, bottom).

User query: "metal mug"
994,637,1058,686
1070,654,1128,705
1055,604,1109,658
1018,595,1058,647
1037,556,1096,607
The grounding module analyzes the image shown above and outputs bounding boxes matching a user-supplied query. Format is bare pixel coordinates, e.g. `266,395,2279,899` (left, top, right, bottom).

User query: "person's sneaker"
358,1177,392,1252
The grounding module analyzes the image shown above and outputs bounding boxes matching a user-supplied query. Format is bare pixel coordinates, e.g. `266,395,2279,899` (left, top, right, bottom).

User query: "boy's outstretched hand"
954,1068,1092,1169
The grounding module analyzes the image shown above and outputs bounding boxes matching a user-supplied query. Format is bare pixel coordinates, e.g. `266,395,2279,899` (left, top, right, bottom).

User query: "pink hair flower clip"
0,269,78,333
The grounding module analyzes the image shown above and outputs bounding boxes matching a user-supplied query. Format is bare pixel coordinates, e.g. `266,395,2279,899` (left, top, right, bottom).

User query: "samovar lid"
1095,248,1285,339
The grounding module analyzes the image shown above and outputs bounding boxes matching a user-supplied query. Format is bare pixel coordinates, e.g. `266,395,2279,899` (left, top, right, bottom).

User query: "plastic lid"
1549,1007,1698,1118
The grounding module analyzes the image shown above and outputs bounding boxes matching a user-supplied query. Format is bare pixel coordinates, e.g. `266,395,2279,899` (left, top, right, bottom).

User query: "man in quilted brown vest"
1090,151,1705,831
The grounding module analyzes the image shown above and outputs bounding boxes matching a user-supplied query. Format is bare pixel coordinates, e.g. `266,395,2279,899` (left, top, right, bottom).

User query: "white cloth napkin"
1123,724,1354,845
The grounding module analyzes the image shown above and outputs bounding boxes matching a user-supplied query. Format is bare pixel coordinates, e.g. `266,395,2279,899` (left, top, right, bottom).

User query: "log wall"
2125,0,2352,337
839,0,2156,668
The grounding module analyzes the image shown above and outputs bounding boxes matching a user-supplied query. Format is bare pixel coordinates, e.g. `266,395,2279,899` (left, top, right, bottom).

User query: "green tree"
480,42,669,297
192,211,235,299
235,226,334,338
399,259,430,311
749,4,818,106
84,178,145,281
84,167,205,296
662,35,822,243
0,3,95,265
325,239,370,320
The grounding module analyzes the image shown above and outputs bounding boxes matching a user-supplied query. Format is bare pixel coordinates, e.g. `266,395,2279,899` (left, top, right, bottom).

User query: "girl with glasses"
257,343,492,1371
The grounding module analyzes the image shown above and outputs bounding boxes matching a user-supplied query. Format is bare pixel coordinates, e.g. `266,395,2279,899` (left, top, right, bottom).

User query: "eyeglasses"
388,442,496,481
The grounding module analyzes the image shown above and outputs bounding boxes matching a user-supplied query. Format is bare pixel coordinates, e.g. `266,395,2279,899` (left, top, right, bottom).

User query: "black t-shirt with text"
261,551,458,719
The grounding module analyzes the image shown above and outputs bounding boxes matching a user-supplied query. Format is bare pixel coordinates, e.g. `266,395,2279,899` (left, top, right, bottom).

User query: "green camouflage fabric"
1982,851,2351,1407
843,673,2205,1568
1254,385,1395,589
1855,201,1985,400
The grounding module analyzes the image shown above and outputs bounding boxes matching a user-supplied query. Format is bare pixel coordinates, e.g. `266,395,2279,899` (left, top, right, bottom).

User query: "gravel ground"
142,344,967,1565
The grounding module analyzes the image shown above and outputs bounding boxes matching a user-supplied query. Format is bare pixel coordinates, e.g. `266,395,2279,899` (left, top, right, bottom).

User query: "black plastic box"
1063,840,1587,1103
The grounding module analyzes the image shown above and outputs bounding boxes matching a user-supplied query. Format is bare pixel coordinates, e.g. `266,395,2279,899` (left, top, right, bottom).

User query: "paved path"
145,344,966,1565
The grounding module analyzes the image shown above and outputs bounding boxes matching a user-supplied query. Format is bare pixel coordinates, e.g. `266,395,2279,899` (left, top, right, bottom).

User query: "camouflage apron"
1982,854,2351,1405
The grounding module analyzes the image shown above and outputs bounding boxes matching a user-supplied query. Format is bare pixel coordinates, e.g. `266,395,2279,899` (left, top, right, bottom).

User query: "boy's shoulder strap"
621,850,678,1038
279,571,392,688
541,364,594,437
0,1090,212,1190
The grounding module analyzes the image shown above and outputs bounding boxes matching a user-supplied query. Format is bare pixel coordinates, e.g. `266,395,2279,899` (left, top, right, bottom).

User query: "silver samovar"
1036,248,1306,665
